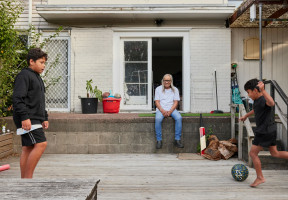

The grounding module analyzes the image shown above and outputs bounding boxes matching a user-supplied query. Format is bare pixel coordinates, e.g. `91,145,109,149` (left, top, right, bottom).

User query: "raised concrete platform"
3,113,232,154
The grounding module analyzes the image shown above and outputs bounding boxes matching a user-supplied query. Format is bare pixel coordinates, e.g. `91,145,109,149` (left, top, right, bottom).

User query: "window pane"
124,84,148,105
125,63,147,83
125,84,147,96
124,41,147,61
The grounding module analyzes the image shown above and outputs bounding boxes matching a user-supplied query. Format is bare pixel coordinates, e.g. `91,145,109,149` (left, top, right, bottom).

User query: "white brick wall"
70,29,113,112
190,29,231,113
70,28,232,113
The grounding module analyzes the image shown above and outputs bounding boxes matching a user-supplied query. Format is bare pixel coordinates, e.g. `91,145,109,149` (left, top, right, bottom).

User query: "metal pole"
259,3,263,81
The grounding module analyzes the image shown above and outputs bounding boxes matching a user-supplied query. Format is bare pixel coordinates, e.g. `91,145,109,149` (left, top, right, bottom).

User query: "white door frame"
120,38,152,110
113,29,191,112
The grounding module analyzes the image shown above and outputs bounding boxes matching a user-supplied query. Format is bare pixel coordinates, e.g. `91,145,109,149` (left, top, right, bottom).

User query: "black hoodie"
13,68,48,129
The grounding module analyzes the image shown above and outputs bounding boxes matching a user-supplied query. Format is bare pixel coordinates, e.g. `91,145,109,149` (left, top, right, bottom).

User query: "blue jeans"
155,109,182,141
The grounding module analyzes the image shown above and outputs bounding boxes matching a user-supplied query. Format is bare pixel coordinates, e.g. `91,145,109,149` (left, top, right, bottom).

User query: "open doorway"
152,37,183,110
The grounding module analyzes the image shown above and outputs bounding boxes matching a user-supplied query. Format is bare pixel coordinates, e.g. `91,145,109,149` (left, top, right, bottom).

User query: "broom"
211,69,223,114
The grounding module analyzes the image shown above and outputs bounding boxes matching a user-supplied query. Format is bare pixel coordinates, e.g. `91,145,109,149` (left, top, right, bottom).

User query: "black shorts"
21,128,46,146
252,132,277,148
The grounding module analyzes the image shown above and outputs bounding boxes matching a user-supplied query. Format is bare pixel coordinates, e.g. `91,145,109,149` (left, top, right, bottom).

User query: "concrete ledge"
2,114,232,154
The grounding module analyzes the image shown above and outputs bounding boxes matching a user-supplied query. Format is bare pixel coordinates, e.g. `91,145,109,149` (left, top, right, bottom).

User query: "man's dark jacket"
13,68,48,128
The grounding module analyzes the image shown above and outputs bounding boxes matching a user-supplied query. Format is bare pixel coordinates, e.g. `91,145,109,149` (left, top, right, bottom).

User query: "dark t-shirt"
253,96,275,134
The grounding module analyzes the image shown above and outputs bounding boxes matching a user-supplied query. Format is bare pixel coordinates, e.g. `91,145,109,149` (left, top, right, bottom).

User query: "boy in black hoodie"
13,48,49,178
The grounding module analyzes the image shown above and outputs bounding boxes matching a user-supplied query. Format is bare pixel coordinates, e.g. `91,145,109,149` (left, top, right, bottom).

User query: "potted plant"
80,79,102,114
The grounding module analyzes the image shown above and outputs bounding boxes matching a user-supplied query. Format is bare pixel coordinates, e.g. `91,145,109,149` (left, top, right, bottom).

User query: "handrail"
275,102,287,130
264,80,288,150
264,80,288,106
238,104,254,167
230,103,254,167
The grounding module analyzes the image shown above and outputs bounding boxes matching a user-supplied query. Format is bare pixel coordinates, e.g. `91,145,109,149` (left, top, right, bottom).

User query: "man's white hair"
161,74,175,93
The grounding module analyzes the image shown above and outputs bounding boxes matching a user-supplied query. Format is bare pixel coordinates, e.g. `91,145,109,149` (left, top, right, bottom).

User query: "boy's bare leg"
269,146,288,159
20,146,33,178
249,145,266,187
22,142,47,179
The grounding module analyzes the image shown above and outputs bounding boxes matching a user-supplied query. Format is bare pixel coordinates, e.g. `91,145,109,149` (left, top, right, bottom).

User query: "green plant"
41,54,61,90
0,0,63,118
0,0,24,118
86,79,102,101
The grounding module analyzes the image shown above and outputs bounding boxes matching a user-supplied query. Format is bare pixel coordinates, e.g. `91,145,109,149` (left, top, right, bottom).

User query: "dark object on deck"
86,179,100,200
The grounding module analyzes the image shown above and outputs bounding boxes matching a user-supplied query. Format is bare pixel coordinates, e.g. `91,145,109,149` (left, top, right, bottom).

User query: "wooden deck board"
1,154,288,200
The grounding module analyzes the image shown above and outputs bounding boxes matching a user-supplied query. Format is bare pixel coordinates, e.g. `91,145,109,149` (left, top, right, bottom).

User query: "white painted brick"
16,1,234,114
70,28,113,112
190,28,231,113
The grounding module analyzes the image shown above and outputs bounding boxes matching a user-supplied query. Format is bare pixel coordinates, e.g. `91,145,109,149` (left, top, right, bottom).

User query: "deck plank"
1,154,288,200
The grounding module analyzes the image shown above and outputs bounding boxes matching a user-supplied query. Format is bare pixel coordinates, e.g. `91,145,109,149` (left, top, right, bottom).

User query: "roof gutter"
36,4,233,8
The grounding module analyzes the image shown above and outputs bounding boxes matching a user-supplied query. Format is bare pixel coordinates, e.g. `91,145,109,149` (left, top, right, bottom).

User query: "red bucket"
102,97,121,113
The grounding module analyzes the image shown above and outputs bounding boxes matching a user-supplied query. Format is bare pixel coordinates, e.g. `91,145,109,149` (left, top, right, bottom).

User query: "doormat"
177,153,205,160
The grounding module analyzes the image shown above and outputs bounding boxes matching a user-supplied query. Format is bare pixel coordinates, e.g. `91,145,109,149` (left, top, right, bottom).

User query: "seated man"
154,74,184,149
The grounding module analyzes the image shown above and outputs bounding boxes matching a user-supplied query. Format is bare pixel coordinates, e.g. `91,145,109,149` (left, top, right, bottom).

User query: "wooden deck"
1,154,288,200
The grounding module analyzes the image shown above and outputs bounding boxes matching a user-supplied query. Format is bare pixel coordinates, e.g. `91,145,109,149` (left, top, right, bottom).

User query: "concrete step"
237,117,288,170
240,131,287,169
259,151,288,170
242,137,288,170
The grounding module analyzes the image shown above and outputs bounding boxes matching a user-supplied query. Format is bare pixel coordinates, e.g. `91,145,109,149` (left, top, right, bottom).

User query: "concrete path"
1,154,288,200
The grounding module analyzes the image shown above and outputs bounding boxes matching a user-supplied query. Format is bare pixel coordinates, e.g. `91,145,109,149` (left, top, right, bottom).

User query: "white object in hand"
17,124,42,135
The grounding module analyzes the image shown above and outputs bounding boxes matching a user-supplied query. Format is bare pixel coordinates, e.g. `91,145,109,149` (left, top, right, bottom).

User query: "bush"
0,0,63,120
0,0,24,118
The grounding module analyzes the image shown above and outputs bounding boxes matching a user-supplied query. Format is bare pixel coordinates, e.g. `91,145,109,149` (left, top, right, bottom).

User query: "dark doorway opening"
152,37,183,110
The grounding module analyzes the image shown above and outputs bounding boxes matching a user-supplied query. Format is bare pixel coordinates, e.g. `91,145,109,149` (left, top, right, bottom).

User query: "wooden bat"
199,113,206,155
